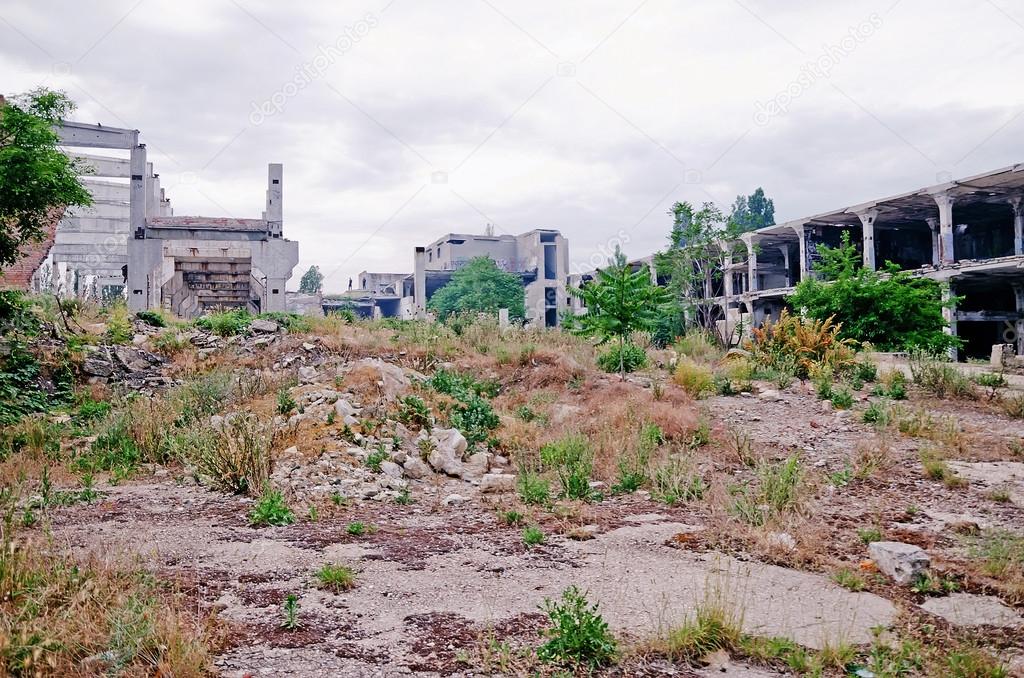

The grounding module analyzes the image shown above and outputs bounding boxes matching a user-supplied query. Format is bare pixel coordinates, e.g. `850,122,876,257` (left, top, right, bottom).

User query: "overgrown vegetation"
536,586,617,670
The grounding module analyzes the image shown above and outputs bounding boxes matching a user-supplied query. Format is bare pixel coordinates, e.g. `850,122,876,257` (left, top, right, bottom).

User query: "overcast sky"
3,0,1024,291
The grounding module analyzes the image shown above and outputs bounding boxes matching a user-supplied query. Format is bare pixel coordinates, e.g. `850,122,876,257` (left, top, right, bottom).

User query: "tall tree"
567,247,670,378
428,257,526,321
298,265,324,294
728,187,775,233
0,88,91,270
654,201,748,345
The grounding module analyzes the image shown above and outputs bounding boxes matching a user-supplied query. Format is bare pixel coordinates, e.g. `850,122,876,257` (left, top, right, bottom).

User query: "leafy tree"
0,88,91,270
728,187,775,233
428,256,525,321
787,231,958,355
298,265,324,294
654,201,748,345
567,248,670,378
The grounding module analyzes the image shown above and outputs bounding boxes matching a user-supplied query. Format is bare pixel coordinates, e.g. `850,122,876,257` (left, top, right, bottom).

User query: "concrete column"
926,217,940,267
1010,196,1024,256
498,308,510,330
934,192,956,264
942,282,958,361
128,144,147,311
722,253,734,298
413,247,427,319
858,209,878,271
780,246,791,286
745,237,758,292
789,222,810,281
372,305,383,320
266,163,283,237
264,277,287,312
1013,283,1024,356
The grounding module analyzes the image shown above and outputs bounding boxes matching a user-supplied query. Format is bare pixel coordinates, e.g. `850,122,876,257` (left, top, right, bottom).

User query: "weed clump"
537,586,616,670
596,342,648,374
315,564,357,592
540,434,594,500
249,490,295,527
673,359,714,398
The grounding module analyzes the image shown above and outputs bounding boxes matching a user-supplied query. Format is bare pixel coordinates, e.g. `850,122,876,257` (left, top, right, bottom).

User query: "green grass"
346,521,373,536
516,470,550,505
832,568,867,592
315,563,357,592
522,525,545,547
249,490,294,527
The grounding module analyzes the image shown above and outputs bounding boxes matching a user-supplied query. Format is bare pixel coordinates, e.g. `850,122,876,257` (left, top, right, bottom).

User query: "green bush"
517,470,551,505
522,525,545,547
397,395,432,430
537,586,617,670
105,303,133,344
596,342,648,374
135,310,166,327
910,355,976,399
196,309,252,337
540,434,594,500
258,311,311,332
249,489,294,526
830,387,854,409
315,563,356,592
674,359,714,398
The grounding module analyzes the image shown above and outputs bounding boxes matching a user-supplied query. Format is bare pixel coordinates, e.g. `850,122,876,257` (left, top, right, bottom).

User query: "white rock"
334,399,359,417
250,319,280,333
820,400,834,412
758,389,782,401
460,452,491,481
433,428,468,458
442,493,467,506
767,532,797,551
428,447,463,477
403,457,432,479
869,541,930,584
479,473,515,493
298,366,318,383
391,450,408,466
380,461,404,479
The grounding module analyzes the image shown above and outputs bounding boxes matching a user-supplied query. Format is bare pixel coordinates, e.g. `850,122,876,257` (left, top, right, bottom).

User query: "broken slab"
948,461,1024,504
921,593,1023,628
868,541,930,584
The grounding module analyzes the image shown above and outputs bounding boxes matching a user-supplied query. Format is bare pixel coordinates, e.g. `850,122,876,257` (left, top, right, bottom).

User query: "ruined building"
703,164,1024,360
28,120,298,317
334,228,570,327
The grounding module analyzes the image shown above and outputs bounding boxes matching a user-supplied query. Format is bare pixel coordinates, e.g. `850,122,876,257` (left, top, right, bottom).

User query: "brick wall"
0,208,65,290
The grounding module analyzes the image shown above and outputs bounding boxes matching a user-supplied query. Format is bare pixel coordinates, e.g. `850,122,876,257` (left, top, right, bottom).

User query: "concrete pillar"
498,308,510,330
722,252,734,299
264,277,287,312
745,238,758,292
128,144,147,311
780,246,791,286
266,163,283,237
1013,283,1024,356
942,282,958,361
934,192,956,264
789,223,810,281
858,209,878,271
926,218,940,267
372,305,383,320
413,247,427,319
1010,196,1024,256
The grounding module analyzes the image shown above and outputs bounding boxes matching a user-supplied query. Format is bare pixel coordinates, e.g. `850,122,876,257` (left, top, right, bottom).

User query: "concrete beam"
57,121,138,149
70,154,131,177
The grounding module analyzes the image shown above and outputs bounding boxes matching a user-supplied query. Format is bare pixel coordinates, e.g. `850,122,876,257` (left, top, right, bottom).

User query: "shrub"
540,434,594,500
744,309,856,379
858,527,883,544
517,470,551,505
910,355,976,399
346,521,371,536
862,401,889,425
730,455,804,526
500,510,525,526
673,359,714,398
276,388,296,415
675,332,723,363
853,359,877,383
152,329,188,355
315,563,356,592
652,457,705,505
1002,394,1024,419
522,525,545,547
397,395,432,430
135,309,166,327
196,309,252,337
537,586,616,670
663,594,742,664
105,303,133,344
596,342,648,374
830,387,854,410
186,414,272,495
249,490,294,527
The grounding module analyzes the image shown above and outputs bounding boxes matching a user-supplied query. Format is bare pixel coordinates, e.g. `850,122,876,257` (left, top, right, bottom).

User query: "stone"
868,541,930,584
442,493,467,506
391,450,408,466
920,593,1023,628
767,532,797,551
479,473,515,493
758,389,782,401
433,428,468,458
352,358,410,399
250,319,280,333
82,357,113,377
380,461,404,480
460,452,491,481
334,399,359,417
298,366,318,383
820,400,834,412
428,446,463,477
403,457,432,480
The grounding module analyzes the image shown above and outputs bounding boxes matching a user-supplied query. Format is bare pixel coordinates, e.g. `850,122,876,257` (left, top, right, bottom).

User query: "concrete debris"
479,473,516,493
250,319,281,333
868,541,930,584
920,593,1023,628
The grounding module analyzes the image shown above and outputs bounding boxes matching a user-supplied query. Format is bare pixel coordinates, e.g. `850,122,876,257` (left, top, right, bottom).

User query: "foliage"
566,247,671,377
516,470,551,505
651,457,706,505
788,231,959,355
654,201,747,342
596,342,648,373
428,257,526,321
276,388,296,415
249,490,295,527
315,564,356,592
105,303,133,344
135,310,166,328
675,332,723,363
909,354,976,399
522,525,545,547
540,434,594,500
0,88,92,270
663,598,742,664
346,521,371,536
397,395,432,430
427,369,499,445
537,586,617,670
673,358,714,398
195,309,252,336
364,448,388,473
0,337,74,425
728,187,775,233
185,414,272,495
745,309,856,379
298,265,324,294
280,594,301,630
258,311,311,332
730,455,804,526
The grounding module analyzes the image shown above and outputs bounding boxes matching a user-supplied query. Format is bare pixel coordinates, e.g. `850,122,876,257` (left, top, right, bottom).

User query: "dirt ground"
38,374,1024,676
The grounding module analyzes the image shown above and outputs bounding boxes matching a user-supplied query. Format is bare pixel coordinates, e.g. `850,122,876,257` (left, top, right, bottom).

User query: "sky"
3,0,1024,291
